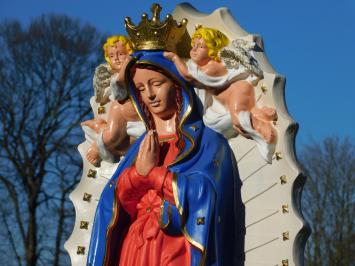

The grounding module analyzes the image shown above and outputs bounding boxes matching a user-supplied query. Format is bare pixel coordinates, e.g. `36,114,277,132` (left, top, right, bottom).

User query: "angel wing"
220,39,263,78
93,63,112,105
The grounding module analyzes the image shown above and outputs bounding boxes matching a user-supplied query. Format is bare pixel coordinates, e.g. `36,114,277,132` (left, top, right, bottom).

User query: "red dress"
116,135,191,266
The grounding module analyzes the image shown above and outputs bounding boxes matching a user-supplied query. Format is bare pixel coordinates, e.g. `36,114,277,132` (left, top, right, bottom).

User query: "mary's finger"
150,130,157,153
154,131,161,151
139,133,148,153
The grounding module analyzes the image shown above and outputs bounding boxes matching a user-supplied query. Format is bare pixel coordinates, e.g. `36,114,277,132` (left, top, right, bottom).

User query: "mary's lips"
149,101,160,107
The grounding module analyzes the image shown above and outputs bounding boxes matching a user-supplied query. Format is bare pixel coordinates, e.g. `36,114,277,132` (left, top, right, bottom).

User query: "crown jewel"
125,3,187,52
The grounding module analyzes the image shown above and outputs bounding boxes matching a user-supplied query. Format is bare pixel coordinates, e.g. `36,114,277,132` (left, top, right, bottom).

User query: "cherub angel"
165,26,277,162
82,35,144,165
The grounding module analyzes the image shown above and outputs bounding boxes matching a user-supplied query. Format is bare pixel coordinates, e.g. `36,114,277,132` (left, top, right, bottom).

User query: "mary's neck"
152,113,176,136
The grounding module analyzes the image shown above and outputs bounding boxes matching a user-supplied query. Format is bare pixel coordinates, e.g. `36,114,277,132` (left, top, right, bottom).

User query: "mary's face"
133,68,177,119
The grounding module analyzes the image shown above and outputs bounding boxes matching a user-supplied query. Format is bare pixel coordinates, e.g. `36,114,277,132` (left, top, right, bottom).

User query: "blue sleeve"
186,174,216,266
159,199,184,235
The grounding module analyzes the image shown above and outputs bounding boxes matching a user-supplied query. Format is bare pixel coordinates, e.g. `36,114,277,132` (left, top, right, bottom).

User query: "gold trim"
127,95,149,133
190,125,198,131
182,227,205,251
171,91,194,166
159,200,172,229
172,172,184,215
172,173,206,266
103,180,120,265
158,135,177,143
125,58,149,131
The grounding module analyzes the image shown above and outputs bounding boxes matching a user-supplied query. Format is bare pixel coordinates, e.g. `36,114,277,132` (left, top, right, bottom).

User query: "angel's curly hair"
103,35,134,63
191,26,230,62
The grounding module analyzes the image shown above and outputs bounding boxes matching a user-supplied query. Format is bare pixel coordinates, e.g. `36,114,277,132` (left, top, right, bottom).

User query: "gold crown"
124,3,187,52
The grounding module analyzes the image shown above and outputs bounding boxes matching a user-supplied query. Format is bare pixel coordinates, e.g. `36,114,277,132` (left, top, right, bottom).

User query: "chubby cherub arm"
203,60,228,77
164,52,193,81
164,51,219,92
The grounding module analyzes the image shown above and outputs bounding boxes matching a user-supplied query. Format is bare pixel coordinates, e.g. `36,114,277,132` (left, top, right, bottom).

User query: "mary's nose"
146,87,156,100
148,94,156,100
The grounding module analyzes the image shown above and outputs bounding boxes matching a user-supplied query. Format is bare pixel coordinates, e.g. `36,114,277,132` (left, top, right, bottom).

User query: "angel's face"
107,41,129,73
190,38,211,66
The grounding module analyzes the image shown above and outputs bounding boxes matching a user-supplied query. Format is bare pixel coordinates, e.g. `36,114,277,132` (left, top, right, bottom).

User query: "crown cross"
151,3,161,25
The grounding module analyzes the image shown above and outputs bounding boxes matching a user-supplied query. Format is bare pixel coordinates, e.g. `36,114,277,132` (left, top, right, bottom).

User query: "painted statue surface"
65,3,308,266
84,4,247,266
165,26,277,162
87,50,244,265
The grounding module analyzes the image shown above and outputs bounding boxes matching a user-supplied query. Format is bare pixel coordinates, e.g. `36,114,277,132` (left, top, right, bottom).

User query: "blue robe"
87,51,245,266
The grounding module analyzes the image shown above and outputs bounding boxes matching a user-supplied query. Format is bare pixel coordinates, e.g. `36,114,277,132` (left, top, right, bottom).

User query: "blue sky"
1,0,354,147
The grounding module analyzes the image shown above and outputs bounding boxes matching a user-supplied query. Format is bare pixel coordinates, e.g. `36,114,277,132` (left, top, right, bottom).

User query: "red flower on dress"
127,189,162,248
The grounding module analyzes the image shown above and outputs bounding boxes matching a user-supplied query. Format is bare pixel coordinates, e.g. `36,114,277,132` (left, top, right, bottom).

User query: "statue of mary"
86,4,244,266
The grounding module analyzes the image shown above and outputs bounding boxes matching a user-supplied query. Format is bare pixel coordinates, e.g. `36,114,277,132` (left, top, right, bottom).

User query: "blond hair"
103,35,134,63
191,27,229,62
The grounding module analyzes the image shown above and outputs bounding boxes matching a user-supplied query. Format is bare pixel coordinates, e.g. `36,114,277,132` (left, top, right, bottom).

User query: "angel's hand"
164,52,192,81
163,51,177,62
117,56,132,87
87,143,101,166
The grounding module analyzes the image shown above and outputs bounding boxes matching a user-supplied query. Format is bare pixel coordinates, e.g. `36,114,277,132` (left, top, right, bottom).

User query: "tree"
300,136,355,266
0,14,104,266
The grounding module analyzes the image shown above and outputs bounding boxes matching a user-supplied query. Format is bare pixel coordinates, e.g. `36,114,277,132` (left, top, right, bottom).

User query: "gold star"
282,204,289,213
83,193,92,202
98,106,106,114
197,217,205,225
282,231,289,241
80,221,89,230
87,169,97,178
77,246,85,255
280,175,287,185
